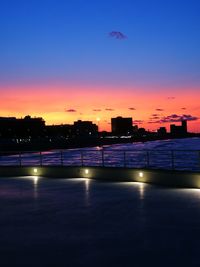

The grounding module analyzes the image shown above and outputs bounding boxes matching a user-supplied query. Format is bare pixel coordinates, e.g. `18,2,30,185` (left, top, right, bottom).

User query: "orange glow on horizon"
0,84,199,132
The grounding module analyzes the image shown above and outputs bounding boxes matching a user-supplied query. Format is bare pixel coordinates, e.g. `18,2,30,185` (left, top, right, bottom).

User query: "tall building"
0,115,45,138
170,120,187,137
73,120,98,137
157,127,167,136
111,116,133,135
182,120,187,133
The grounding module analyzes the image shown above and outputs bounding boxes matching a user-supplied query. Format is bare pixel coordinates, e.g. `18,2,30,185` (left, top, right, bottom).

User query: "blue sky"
0,0,200,131
1,0,200,87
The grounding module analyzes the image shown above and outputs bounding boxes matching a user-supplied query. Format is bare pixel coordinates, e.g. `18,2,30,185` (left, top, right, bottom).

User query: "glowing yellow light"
33,176,38,185
33,168,38,174
96,117,100,122
139,182,144,199
85,178,90,191
139,172,144,178
85,169,89,174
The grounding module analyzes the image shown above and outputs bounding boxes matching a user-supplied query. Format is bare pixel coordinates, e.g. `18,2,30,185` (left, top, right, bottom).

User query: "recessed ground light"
139,172,144,178
85,169,89,174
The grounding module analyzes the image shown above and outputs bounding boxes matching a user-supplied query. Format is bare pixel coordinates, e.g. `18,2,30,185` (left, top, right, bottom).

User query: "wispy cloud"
105,108,114,111
149,114,161,120
93,109,102,112
109,31,127,40
155,108,164,112
167,97,175,100
134,120,143,124
65,108,77,112
129,107,136,110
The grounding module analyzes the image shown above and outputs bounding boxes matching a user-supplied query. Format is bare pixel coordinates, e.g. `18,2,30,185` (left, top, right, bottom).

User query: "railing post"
123,151,126,167
102,149,104,167
80,151,83,167
19,152,22,166
60,150,63,166
146,150,150,168
171,150,175,170
39,151,42,166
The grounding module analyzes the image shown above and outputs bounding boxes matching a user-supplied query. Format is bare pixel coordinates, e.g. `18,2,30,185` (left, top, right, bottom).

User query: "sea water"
1,137,200,171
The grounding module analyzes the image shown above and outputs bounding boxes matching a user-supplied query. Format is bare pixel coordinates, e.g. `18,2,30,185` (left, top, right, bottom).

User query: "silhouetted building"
73,120,98,137
132,125,139,133
137,128,147,136
45,124,73,141
0,115,45,138
157,127,167,136
170,120,187,137
182,120,187,133
111,116,133,135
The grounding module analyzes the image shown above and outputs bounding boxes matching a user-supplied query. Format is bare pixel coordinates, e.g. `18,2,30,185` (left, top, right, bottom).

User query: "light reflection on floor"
1,177,200,267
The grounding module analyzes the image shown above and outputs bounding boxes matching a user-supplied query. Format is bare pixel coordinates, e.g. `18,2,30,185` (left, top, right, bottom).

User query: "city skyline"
1,0,200,132
0,113,193,135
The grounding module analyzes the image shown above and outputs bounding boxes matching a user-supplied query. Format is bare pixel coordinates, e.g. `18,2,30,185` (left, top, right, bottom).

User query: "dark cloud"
150,114,198,124
148,114,161,122
167,97,175,100
149,115,160,120
105,108,114,111
109,31,127,40
181,114,198,121
148,121,157,124
155,108,164,111
93,109,101,112
181,107,186,110
65,109,77,112
129,107,136,110
166,114,179,119
134,120,143,124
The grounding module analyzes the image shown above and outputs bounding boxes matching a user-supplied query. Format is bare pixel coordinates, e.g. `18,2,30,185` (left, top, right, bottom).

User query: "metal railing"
0,149,200,171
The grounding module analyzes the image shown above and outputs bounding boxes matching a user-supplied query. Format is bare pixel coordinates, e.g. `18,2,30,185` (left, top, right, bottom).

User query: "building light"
33,168,38,174
139,172,144,178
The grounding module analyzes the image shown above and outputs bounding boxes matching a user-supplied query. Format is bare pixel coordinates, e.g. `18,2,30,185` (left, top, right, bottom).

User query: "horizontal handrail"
1,149,200,153
0,149,200,172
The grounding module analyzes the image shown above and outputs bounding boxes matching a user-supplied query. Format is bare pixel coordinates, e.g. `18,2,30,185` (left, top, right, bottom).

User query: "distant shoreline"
0,135,199,153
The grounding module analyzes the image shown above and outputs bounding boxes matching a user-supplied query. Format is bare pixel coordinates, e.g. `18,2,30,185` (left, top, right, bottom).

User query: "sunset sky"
1,0,200,132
